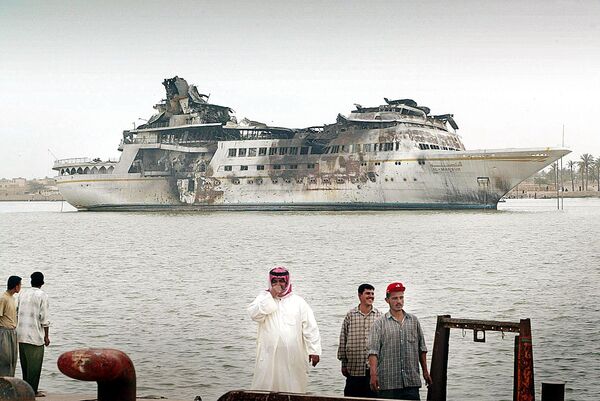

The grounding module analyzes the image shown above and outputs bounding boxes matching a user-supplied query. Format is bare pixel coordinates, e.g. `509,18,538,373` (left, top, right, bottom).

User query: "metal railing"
53,158,119,168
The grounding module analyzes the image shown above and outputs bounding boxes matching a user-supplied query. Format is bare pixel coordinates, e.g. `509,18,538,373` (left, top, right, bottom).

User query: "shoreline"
2,194,600,202
0,199,64,202
505,191,600,199
0,191,600,202
0,196,63,202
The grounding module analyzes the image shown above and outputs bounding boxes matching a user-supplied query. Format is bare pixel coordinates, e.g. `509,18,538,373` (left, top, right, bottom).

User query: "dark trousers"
19,343,45,393
344,369,377,398
0,328,17,377
378,386,421,400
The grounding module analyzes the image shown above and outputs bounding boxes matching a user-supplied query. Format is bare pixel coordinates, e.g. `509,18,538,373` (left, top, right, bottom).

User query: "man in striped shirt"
337,283,382,397
368,282,432,400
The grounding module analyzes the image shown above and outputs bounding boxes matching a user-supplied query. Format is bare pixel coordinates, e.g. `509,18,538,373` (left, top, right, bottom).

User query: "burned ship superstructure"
53,76,569,211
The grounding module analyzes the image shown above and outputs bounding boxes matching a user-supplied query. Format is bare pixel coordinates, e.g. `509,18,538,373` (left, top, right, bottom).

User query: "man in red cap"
367,282,431,400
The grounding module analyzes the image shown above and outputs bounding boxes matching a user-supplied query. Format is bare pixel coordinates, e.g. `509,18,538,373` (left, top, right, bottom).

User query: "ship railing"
53,157,119,168
131,137,159,144
53,158,93,167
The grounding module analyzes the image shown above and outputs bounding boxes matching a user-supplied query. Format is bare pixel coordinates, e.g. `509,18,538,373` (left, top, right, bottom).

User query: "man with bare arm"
17,272,50,396
0,276,21,377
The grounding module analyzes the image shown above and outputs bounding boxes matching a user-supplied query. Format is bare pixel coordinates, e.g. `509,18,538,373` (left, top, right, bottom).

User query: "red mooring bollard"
57,348,136,401
0,377,35,401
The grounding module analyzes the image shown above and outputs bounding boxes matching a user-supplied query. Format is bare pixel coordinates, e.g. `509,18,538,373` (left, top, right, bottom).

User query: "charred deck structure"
53,76,569,211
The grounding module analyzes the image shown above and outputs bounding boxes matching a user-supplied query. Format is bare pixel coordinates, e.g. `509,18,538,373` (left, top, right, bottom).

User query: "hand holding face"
269,282,284,297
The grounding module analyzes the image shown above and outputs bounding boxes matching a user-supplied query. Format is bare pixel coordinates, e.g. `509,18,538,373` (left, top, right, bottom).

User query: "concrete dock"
41,394,186,401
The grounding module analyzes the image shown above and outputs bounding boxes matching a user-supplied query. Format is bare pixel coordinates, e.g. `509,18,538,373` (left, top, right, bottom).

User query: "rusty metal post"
57,348,136,401
513,335,519,401
515,319,535,401
541,382,565,401
0,377,35,401
427,314,451,401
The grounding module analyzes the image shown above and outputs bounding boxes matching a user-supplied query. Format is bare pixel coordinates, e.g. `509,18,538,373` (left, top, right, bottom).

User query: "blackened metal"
473,328,486,343
541,382,565,401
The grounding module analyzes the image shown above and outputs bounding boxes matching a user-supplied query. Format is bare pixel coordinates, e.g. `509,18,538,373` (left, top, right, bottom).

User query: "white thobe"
248,291,321,393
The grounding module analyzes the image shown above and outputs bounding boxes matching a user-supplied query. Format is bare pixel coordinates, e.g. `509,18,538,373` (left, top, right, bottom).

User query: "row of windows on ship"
227,142,460,157
222,174,418,186
222,160,413,172
324,143,461,153
60,166,115,175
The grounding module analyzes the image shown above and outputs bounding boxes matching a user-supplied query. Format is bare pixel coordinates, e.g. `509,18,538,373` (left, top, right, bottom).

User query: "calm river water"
1,199,598,400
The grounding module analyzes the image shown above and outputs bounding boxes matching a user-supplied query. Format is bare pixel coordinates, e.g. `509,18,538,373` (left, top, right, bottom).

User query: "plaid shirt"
337,306,382,376
368,311,427,390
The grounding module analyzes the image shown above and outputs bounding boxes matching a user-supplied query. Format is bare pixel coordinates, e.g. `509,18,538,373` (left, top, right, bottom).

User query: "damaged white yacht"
53,76,569,211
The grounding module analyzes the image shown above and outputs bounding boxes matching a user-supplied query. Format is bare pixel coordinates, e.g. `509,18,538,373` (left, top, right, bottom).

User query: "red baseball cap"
386,282,406,294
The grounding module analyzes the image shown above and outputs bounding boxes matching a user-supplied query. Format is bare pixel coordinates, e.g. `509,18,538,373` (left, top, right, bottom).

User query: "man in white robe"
248,266,321,393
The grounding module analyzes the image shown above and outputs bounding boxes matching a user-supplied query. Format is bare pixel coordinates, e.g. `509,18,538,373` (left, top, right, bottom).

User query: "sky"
1,0,599,178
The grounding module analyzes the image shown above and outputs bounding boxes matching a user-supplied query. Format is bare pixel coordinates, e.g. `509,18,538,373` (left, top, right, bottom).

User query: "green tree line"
534,153,600,191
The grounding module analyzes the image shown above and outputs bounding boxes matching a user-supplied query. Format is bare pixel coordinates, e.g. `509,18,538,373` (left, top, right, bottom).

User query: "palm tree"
580,153,593,190
594,156,600,191
568,160,575,191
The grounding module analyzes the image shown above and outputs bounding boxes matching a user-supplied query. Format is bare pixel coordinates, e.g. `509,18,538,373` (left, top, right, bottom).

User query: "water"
1,199,599,400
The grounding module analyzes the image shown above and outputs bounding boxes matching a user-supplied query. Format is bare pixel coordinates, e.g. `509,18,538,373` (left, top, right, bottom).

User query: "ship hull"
55,148,569,211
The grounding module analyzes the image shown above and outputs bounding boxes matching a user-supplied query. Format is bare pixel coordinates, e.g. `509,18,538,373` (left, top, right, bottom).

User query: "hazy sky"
1,0,599,178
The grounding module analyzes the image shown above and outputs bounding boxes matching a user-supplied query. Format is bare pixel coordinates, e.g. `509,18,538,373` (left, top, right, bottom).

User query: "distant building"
0,177,62,200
